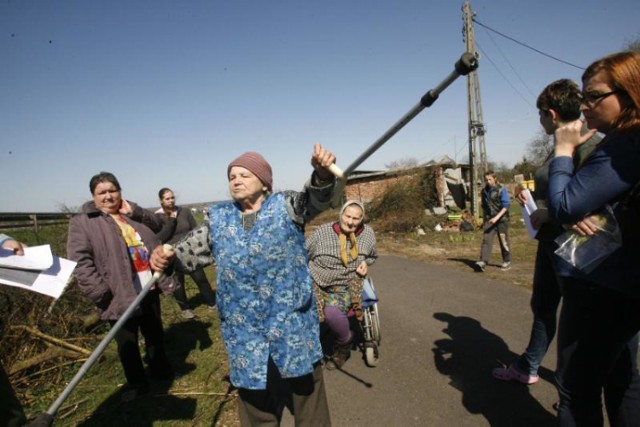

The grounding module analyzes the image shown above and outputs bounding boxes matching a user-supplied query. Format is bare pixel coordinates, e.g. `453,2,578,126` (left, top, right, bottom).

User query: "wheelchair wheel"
370,303,381,345
365,343,379,367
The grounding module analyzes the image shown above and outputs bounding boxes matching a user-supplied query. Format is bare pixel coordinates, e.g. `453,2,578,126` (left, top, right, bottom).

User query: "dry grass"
374,226,537,289
3,202,538,425
310,206,538,290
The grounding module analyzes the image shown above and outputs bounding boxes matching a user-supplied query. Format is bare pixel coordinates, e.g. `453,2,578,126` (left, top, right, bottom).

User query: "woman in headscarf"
305,200,377,370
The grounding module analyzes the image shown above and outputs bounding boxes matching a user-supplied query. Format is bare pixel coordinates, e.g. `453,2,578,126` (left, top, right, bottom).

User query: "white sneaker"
181,309,195,319
501,262,512,271
475,261,486,272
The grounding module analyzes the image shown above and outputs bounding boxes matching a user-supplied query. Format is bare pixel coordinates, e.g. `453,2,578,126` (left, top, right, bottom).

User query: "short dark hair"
158,187,173,199
89,172,121,194
536,79,582,122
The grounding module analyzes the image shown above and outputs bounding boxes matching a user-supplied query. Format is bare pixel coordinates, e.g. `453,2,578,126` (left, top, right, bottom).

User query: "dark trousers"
515,239,562,376
172,268,216,309
237,358,331,427
0,362,26,427
479,221,511,263
110,291,172,387
556,277,640,426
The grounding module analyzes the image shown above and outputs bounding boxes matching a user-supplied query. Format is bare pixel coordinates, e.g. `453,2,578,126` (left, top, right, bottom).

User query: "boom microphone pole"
30,245,173,427
327,52,479,204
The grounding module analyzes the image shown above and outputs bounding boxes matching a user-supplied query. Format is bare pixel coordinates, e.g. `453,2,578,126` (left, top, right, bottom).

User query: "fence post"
29,214,39,233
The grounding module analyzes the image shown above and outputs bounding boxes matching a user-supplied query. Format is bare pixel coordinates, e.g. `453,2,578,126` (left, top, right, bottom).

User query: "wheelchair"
356,276,381,367
319,276,382,368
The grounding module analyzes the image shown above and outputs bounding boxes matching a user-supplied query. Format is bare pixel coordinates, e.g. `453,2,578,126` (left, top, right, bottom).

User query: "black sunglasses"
581,90,620,106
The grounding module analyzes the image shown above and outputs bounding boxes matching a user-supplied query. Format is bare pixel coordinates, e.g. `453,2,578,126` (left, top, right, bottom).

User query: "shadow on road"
448,257,482,271
432,312,556,427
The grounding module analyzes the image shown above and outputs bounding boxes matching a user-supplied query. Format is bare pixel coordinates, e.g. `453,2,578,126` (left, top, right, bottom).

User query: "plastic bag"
554,205,622,274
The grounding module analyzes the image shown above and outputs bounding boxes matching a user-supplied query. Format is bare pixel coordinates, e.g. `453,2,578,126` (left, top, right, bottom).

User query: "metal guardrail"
0,212,72,232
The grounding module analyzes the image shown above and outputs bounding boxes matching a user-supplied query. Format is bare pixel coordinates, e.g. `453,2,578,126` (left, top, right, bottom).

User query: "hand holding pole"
35,244,173,425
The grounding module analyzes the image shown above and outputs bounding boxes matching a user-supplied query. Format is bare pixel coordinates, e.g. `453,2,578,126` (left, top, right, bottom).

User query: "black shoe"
331,343,351,369
121,382,150,403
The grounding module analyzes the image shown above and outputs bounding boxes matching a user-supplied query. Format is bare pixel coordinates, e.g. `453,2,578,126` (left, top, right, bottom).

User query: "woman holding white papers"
0,234,27,426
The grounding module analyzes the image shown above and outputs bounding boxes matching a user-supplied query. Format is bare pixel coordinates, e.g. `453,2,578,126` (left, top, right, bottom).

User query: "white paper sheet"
520,189,539,239
0,256,76,299
0,244,54,270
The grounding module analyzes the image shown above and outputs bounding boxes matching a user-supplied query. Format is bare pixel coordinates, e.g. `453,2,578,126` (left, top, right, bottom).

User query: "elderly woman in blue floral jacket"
151,144,336,426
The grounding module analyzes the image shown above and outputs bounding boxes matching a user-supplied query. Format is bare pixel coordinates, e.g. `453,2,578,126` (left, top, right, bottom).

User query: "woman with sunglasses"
548,51,640,426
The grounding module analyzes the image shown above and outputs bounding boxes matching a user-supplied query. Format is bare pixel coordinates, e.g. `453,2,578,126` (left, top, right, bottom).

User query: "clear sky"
2,0,638,212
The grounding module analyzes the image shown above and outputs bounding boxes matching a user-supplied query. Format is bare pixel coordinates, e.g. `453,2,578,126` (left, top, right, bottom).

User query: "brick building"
344,157,471,210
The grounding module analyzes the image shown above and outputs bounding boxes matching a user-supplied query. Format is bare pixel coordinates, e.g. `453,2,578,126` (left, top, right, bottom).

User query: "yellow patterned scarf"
339,232,358,267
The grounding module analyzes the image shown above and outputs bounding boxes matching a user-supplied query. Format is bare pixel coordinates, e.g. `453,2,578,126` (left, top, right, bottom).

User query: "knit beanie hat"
227,152,273,191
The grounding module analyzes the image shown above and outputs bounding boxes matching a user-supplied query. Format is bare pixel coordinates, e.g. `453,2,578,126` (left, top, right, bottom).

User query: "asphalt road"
283,255,559,426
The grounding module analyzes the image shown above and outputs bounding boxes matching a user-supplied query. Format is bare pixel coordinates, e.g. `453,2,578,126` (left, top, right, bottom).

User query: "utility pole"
462,1,487,218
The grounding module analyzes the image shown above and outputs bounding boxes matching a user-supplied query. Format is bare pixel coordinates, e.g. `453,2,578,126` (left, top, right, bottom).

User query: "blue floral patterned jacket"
170,178,334,389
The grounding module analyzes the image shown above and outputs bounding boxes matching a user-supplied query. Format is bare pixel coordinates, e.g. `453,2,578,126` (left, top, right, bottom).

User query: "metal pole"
327,52,479,206
32,255,170,426
462,0,486,218
342,52,478,177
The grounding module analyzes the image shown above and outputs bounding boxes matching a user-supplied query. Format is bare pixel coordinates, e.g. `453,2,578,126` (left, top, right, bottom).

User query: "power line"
480,26,537,99
473,18,585,70
476,42,534,108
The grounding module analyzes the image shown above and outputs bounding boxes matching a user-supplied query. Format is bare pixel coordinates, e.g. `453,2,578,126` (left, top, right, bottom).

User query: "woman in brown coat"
67,171,176,402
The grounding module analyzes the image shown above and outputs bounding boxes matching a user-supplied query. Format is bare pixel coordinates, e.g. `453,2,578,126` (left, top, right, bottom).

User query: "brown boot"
331,343,351,369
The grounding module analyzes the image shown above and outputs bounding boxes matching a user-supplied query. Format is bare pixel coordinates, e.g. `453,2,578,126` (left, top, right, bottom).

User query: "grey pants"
172,268,217,309
237,359,331,427
480,221,511,263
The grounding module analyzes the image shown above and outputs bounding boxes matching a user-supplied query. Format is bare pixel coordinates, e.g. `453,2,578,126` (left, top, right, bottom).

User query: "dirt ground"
373,226,538,290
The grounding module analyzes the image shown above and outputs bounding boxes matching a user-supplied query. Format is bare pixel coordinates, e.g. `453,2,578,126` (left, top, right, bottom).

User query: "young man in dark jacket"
475,171,511,271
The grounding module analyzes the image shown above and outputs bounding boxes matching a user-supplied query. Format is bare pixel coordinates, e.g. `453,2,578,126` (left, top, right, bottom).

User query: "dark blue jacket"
481,184,510,222
548,132,640,296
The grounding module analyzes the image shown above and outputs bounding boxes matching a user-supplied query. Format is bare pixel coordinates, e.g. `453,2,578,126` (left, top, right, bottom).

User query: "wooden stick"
10,325,91,356
9,348,85,375
57,398,90,420
13,358,89,383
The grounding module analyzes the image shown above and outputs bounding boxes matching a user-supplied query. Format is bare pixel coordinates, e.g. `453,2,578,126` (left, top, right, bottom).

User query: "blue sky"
2,0,638,212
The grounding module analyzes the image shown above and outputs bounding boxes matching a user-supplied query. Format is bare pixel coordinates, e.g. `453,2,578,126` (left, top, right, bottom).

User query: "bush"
0,224,101,413
367,171,437,233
